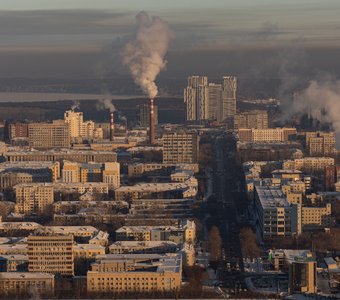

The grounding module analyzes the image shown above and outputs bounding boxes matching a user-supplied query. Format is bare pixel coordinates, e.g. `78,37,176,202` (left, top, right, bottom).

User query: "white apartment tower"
64,110,84,138
184,76,237,122
222,76,237,118
184,76,208,121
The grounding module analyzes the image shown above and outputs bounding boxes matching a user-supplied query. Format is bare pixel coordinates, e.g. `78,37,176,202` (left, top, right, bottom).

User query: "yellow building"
73,244,106,259
64,110,84,138
15,183,54,216
28,234,74,276
302,203,332,228
0,272,54,297
306,131,336,156
87,254,182,294
115,220,196,244
234,110,268,130
62,161,79,183
28,121,70,149
283,157,334,171
238,127,297,143
162,132,199,164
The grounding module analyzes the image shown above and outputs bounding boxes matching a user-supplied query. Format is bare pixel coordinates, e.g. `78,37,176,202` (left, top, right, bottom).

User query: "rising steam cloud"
292,80,340,146
96,98,115,112
122,11,175,98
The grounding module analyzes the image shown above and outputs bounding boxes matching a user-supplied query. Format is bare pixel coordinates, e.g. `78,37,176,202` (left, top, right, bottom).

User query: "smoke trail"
71,100,80,111
122,11,175,98
292,79,340,146
96,98,116,112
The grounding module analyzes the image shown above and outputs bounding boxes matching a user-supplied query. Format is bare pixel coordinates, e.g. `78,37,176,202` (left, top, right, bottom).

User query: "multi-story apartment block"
128,163,199,177
87,254,182,294
3,149,117,163
8,123,29,140
254,185,302,239
301,203,332,228
64,110,84,138
114,178,198,201
238,128,297,143
162,131,199,164
73,244,106,260
61,161,120,189
283,157,334,171
27,234,74,276
109,241,178,255
233,110,269,129
0,255,28,272
184,76,237,122
15,183,54,216
116,221,195,244
306,131,336,156
0,272,54,297
28,121,70,148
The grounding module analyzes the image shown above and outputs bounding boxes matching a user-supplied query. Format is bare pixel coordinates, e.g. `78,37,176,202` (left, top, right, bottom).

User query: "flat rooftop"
0,272,54,279
255,186,289,208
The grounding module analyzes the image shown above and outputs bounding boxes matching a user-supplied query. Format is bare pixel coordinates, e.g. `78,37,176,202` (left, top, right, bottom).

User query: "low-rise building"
116,220,196,244
238,128,297,143
0,272,54,297
283,157,334,171
73,244,106,259
0,254,28,272
115,178,198,201
109,241,178,255
87,253,182,294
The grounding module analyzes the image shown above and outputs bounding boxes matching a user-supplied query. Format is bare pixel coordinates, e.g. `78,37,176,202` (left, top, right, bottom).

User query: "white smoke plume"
71,100,80,111
96,98,116,112
292,79,340,147
122,11,175,99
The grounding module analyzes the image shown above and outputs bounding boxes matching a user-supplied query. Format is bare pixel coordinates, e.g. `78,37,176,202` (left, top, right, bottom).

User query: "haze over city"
0,1,340,299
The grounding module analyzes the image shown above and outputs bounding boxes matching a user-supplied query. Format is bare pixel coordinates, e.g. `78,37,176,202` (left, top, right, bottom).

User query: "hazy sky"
0,0,340,79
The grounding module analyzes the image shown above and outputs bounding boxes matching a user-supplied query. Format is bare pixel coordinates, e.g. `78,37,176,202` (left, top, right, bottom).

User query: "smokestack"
110,112,114,142
149,98,155,144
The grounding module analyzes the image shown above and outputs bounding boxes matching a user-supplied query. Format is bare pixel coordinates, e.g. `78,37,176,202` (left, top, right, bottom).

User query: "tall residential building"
184,76,237,122
28,234,74,276
64,110,84,138
162,131,199,164
8,123,29,140
234,110,269,129
305,131,336,156
28,121,70,149
222,76,237,119
139,104,158,127
15,183,54,216
204,83,223,121
184,76,208,121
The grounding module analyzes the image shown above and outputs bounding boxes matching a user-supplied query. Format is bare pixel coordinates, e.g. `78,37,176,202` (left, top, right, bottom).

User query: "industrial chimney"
110,112,114,142
149,98,155,144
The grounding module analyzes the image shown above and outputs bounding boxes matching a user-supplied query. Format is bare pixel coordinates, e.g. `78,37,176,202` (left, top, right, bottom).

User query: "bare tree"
208,226,222,262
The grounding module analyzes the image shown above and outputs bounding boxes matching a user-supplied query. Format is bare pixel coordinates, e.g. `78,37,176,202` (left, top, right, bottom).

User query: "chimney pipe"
110,112,114,142
149,98,155,144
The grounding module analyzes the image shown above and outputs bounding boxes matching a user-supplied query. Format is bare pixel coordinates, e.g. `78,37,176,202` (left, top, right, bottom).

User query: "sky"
0,0,340,80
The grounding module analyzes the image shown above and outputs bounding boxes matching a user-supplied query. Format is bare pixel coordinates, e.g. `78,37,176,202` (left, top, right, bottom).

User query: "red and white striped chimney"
149,98,155,144
110,112,114,142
